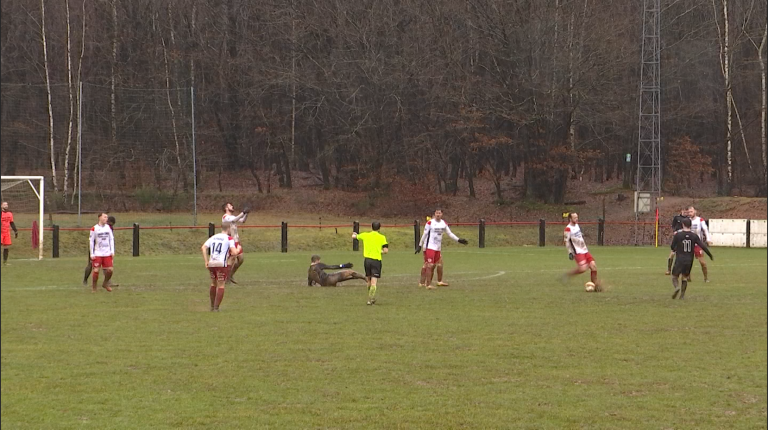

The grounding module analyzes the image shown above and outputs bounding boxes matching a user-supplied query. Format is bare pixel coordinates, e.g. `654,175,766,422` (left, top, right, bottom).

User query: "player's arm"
418,223,430,247
352,231,365,241
444,225,468,245
228,238,241,256
563,228,575,257
201,237,212,266
700,219,711,244
382,242,389,254
109,229,115,257
9,216,17,237
692,234,714,260
89,228,96,260
670,233,680,251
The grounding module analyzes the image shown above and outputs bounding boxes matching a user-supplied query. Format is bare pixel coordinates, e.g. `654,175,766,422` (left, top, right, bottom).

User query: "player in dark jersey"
669,218,713,299
666,207,690,275
307,255,366,287
83,216,117,286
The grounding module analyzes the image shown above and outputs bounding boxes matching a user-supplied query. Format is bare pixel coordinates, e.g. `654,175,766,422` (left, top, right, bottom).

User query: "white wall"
708,219,767,248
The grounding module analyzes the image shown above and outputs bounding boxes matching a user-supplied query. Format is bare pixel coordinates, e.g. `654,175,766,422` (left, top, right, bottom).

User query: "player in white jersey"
89,213,116,293
202,222,242,311
687,206,712,283
563,212,602,291
222,202,250,283
416,208,468,289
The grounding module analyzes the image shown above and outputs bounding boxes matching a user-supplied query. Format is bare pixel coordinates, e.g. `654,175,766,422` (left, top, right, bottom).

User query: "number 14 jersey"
204,233,237,267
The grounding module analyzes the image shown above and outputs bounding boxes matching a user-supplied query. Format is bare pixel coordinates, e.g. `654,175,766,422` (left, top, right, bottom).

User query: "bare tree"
40,0,58,193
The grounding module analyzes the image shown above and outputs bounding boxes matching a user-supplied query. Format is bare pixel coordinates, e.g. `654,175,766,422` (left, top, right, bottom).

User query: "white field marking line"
3,264,764,292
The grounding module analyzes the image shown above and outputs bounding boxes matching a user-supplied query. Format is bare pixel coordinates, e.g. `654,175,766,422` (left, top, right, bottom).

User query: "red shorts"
694,245,703,258
92,256,114,268
424,249,442,264
209,266,229,282
1,232,11,246
574,252,595,266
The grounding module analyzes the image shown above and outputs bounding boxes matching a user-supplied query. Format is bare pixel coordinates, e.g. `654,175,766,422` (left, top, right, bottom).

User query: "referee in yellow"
352,221,388,305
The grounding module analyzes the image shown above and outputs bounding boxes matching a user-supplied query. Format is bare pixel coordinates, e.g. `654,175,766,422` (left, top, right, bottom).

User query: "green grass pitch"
1,247,766,429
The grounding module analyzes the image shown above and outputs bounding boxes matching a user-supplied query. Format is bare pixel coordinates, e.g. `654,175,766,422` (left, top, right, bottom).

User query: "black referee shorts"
364,258,382,278
672,257,694,277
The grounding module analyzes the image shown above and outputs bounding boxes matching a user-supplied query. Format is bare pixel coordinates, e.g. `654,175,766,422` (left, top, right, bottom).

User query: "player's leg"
101,257,115,291
213,269,228,311
83,259,93,285
91,258,101,292
666,250,675,275
2,247,9,265
326,270,365,286
587,257,601,292
696,253,708,282
2,233,11,265
208,269,217,310
436,254,449,286
671,260,683,299
680,261,693,299
229,254,244,283
419,262,429,287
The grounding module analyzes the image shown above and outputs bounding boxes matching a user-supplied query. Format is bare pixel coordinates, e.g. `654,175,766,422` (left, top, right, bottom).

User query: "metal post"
598,218,605,246
38,178,44,260
190,86,198,226
746,219,751,248
133,223,140,257
413,220,420,251
539,219,546,247
208,222,215,237
479,219,486,248
353,221,360,251
281,222,288,253
52,225,59,258
77,81,83,227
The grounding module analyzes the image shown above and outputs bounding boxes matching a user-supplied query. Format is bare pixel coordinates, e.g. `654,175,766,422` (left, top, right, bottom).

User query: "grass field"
1,247,766,429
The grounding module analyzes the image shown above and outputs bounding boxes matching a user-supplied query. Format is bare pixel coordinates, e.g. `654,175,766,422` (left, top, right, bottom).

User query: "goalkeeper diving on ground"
307,255,367,287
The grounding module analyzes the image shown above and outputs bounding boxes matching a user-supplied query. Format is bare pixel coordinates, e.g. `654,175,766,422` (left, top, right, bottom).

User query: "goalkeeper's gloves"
242,206,251,214
14,231,18,239
568,253,574,261
342,262,354,268
458,238,468,245
415,245,422,254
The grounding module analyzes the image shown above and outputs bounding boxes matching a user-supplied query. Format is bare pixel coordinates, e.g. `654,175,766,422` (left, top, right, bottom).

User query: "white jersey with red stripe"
204,233,237,267
564,223,589,255
420,219,460,251
90,224,115,257
689,216,710,242
222,212,247,243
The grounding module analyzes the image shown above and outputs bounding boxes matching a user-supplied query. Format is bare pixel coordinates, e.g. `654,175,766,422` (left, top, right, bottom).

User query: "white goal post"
0,176,45,260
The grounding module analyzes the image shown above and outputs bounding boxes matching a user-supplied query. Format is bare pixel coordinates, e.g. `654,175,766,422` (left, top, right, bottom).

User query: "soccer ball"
585,282,596,292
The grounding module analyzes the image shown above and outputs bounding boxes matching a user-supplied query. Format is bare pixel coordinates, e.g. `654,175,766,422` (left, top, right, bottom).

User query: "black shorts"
364,258,382,278
672,258,694,277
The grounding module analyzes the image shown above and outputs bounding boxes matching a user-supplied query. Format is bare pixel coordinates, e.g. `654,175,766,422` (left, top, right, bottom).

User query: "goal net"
0,176,45,260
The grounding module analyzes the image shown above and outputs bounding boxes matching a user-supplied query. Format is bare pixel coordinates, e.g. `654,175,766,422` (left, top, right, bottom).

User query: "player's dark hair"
372,221,381,231
98,212,108,218
222,202,231,212
682,218,692,228
434,207,443,213
107,216,116,225
311,254,321,263
568,212,576,221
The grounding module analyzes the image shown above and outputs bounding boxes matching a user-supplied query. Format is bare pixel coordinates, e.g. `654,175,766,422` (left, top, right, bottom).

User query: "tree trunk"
63,0,75,200
111,0,122,188
161,10,184,195
41,0,58,193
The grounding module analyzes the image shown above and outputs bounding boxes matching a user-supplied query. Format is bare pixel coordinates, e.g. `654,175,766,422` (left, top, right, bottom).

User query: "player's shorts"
672,258,694,277
694,245,703,258
424,249,442,264
209,266,229,282
91,256,114,269
364,258,382,278
574,252,595,266
1,232,11,247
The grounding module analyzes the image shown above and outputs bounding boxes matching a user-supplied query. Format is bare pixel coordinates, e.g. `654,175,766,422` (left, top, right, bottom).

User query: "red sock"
214,287,225,309
591,270,598,284
209,286,216,308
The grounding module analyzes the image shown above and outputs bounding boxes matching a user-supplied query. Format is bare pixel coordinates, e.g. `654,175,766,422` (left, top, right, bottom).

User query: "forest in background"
1,0,766,206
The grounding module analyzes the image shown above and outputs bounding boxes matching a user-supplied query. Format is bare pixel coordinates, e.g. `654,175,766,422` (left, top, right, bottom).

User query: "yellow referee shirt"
356,231,388,261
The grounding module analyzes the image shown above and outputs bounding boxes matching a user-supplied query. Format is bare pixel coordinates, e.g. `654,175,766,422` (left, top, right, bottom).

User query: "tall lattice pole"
635,0,662,245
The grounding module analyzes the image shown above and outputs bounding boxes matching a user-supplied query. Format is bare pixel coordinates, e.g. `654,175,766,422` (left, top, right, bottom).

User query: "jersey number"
682,240,692,253
213,242,223,255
